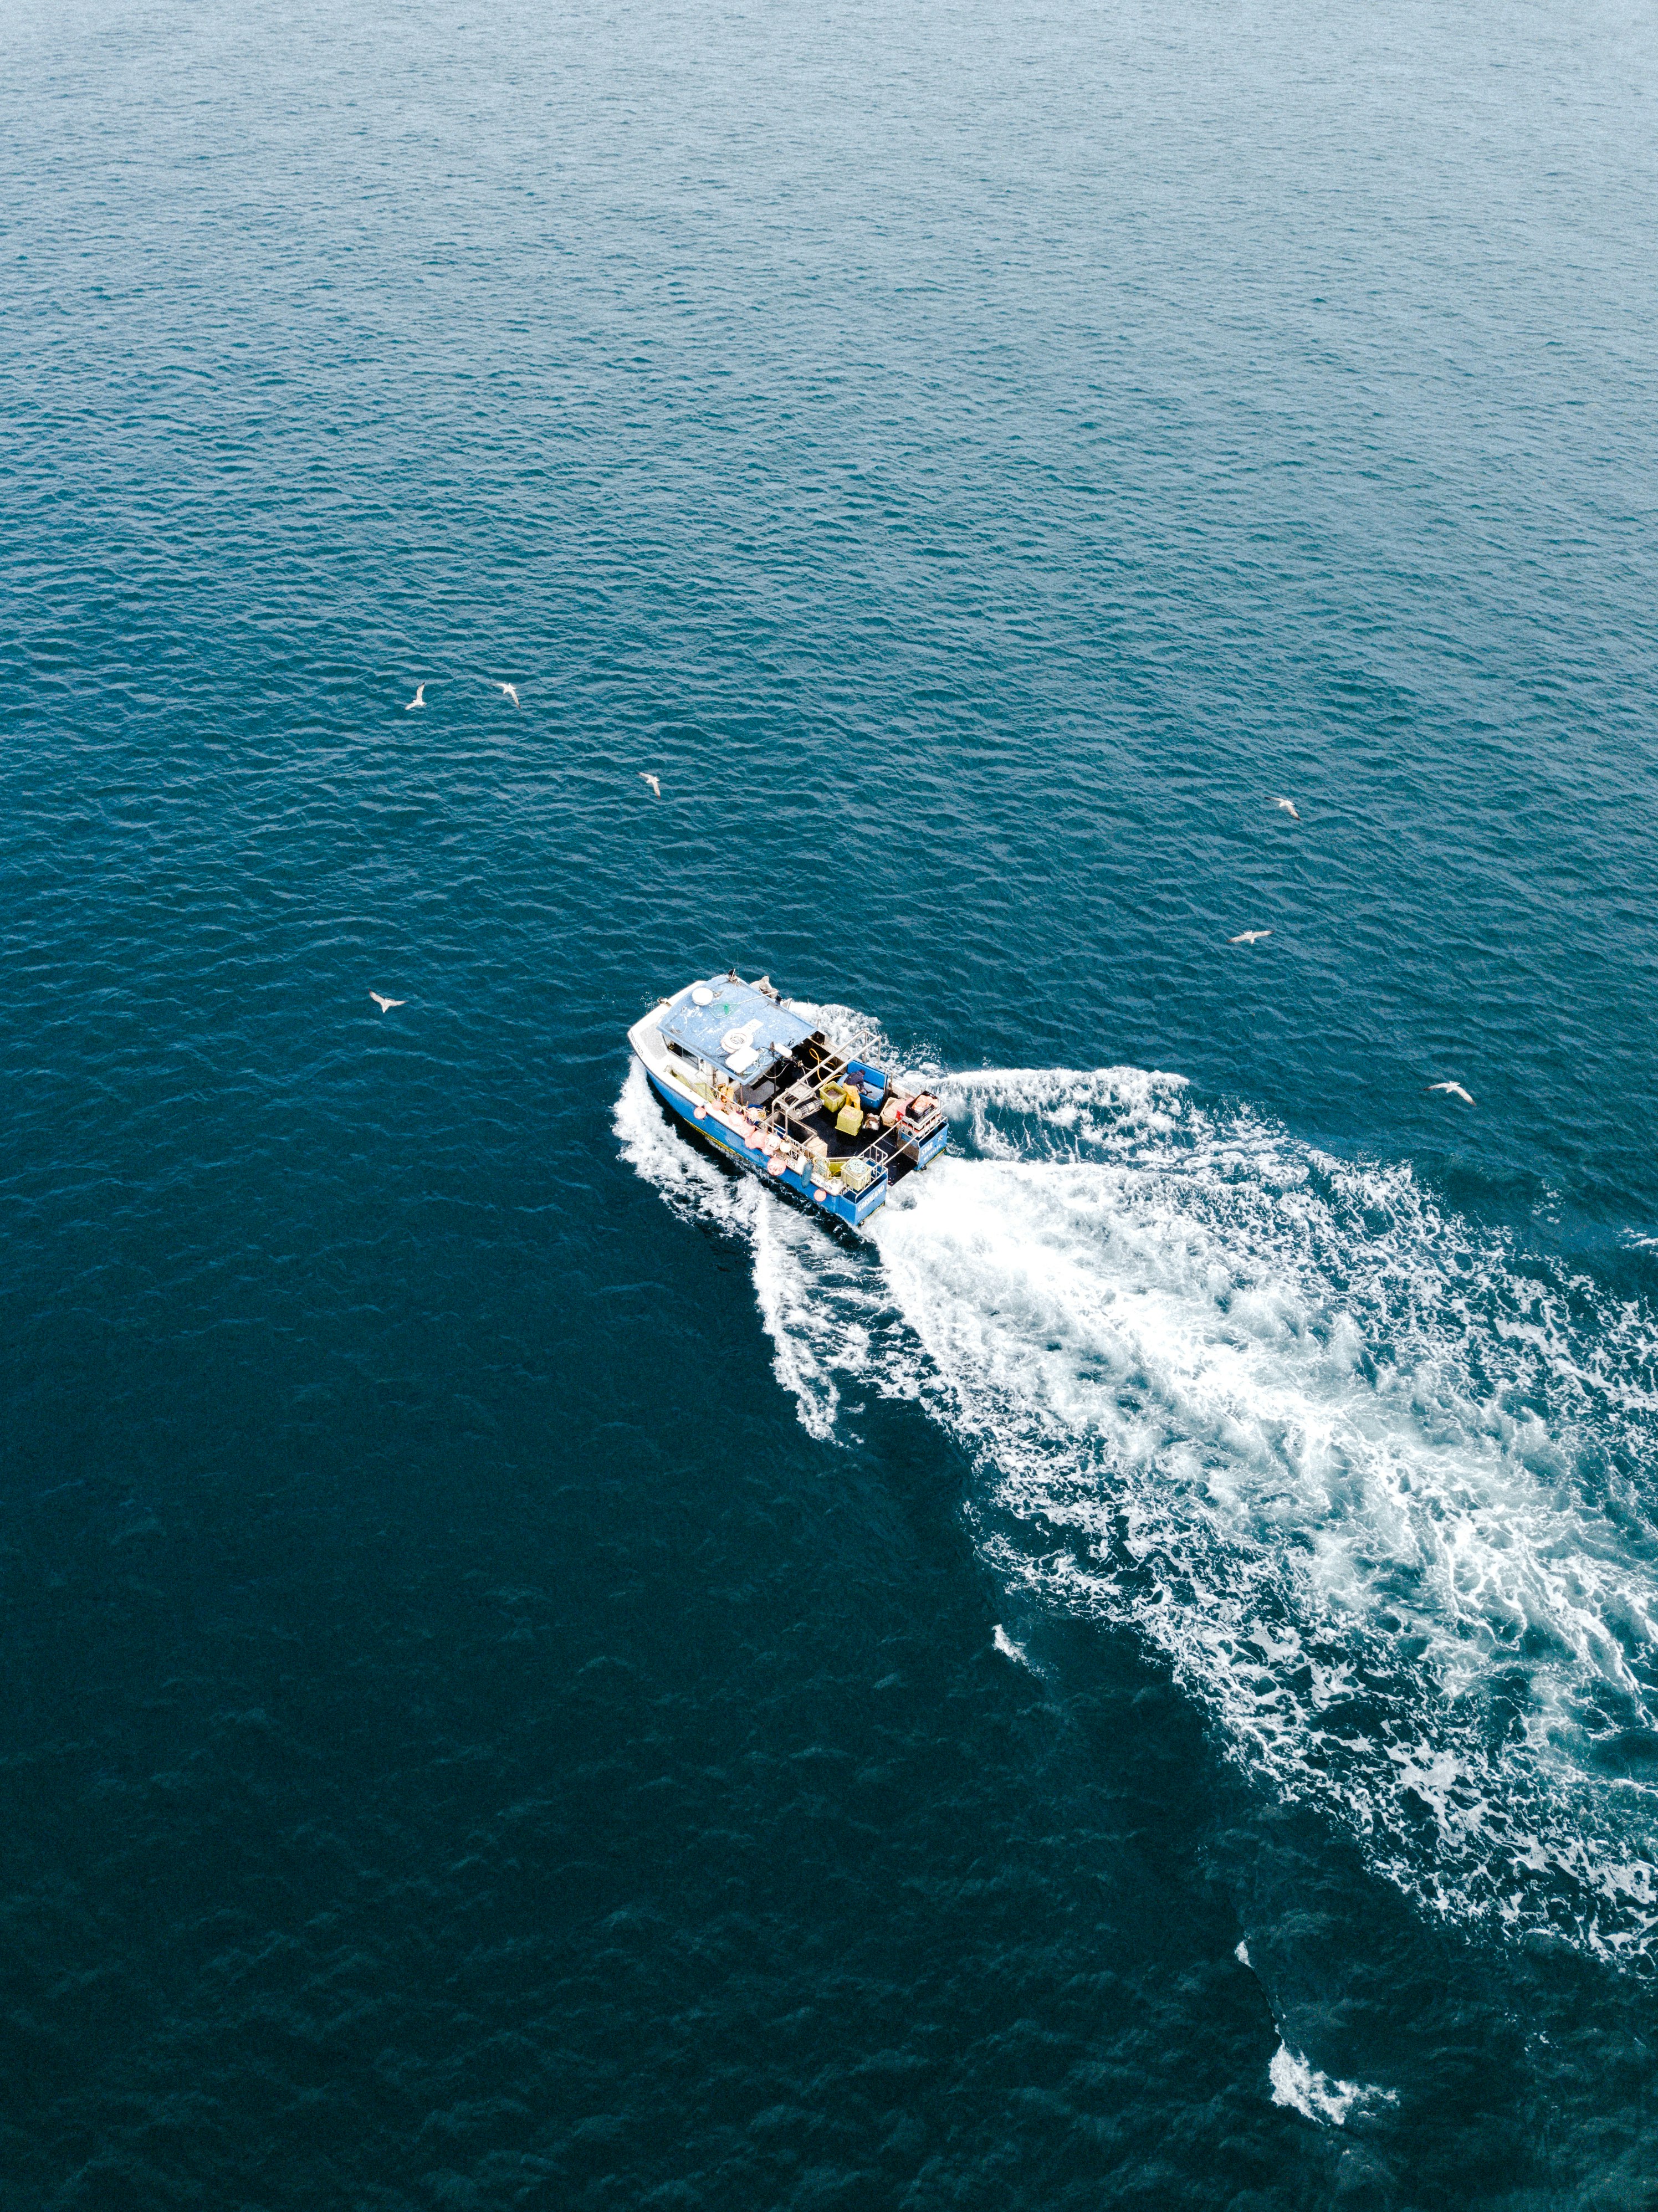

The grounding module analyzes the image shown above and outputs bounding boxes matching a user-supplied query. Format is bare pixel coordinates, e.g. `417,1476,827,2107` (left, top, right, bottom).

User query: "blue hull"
646,1067,893,1227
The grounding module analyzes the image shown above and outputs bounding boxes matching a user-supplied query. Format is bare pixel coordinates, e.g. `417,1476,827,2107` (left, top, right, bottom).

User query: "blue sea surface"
4,0,1658,2204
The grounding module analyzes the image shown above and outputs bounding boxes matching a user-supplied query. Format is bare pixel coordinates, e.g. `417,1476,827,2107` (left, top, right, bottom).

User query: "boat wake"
615,1025,1658,1968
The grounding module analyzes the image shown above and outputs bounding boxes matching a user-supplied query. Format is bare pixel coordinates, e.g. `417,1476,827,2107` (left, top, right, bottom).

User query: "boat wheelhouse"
628,973,950,1226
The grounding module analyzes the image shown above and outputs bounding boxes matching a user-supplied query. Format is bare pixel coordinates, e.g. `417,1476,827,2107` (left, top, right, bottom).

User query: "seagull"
1429,1081,1474,1104
406,683,426,710
500,683,519,709
639,772,661,797
1273,797,1301,821
369,993,406,1013
1229,929,1273,945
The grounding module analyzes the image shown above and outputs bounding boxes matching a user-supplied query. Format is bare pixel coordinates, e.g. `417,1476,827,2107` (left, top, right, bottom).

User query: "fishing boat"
628,972,950,1226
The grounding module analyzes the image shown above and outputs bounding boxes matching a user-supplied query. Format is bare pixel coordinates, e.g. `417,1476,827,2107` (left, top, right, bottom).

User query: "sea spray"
616,1046,1658,1964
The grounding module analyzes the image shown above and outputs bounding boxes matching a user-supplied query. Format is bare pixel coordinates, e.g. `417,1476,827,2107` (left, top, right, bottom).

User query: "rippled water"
5,0,1658,2204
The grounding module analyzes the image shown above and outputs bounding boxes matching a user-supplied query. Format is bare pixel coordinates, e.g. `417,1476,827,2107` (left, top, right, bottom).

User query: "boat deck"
762,1051,943,1182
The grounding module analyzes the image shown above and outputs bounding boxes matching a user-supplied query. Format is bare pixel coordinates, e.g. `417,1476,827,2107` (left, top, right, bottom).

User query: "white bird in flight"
1229,929,1272,945
1273,797,1300,821
639,772,661,797
369,993,406,1013
406,683,426,710
1429,1081,1474,1104
500,683,519,709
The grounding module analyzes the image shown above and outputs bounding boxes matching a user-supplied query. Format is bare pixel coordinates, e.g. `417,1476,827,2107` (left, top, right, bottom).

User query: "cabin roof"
659,979,818,1071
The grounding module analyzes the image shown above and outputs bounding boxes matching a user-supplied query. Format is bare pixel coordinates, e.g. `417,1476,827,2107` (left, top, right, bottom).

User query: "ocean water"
4,0,1657,2204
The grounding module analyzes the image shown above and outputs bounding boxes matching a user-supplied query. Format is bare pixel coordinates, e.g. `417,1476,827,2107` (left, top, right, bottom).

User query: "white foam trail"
993,1623,1035,1670
1268,2044,1396,2127
614,1062,879,1440
617,1045,1658,1965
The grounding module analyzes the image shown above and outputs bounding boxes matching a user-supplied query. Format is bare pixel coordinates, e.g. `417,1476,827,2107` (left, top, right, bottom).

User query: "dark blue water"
5,1,1658,2203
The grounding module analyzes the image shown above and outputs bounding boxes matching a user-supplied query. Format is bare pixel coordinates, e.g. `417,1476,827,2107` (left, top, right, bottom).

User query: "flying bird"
500,683,519,709
639,772,661,797
1429,1081,1474,1104
369,993,406,1013
1229,929,1273,945
1273,797,1301,821
406,683,426,710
